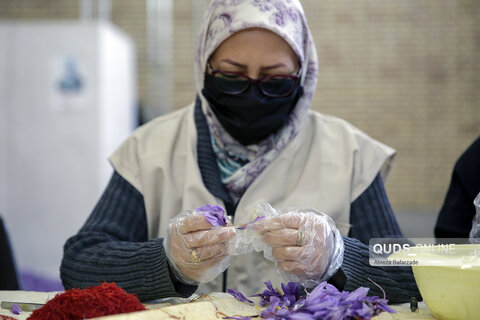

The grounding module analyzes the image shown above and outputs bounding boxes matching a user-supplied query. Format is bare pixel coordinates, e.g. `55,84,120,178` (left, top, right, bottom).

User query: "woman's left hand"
256,210,343,281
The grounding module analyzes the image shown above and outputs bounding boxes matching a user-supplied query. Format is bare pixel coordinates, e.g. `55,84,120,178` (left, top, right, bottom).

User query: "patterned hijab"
195,0,318,203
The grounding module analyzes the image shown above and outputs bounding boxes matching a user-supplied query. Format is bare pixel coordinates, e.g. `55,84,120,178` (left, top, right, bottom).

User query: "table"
0,290,436,320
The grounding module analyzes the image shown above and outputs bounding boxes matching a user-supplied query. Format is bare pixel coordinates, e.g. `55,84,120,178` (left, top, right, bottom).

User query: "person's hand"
164,211,236,284
256,209,343,284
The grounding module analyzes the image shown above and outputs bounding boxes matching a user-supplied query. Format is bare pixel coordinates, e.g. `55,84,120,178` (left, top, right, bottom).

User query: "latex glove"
256,207,344,288
469,192,480,243
163,210,236,284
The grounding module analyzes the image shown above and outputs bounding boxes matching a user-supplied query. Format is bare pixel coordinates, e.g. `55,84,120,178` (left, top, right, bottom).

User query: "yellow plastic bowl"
390,244,480,320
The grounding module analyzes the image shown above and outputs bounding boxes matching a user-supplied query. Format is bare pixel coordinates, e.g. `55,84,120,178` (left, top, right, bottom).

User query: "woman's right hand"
164,211,236,284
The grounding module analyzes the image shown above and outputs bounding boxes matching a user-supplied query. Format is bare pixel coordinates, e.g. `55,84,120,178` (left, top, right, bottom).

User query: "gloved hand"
255,205,344,288
163,209,236,284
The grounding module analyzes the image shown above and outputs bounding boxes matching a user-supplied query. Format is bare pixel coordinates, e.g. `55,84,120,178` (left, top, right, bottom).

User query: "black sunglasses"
207,62,301,98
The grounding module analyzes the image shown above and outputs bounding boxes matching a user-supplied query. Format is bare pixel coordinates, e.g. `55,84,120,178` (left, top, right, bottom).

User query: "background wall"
1,0,479,233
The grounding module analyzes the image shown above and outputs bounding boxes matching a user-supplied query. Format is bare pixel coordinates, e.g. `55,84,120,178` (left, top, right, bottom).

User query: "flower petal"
227,288,255,305
10,304,22,315
197,204,227,226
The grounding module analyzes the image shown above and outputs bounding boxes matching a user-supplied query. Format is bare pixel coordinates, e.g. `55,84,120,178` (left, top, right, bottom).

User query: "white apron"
109,103,395,295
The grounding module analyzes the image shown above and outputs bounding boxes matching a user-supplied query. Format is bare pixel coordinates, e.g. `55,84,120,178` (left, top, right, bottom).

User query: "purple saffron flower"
324,283,341,296
265,280,277,294
343,299,373,319
273,307,290,318
343,286,369,302
288,312,317,320
228,288,255,305
10,303,22,315
303,295,337,312
304,281,328,302
254,280,283,306
281,282,301,305
324,307,348,320
197,204,227,226
374,298,396,314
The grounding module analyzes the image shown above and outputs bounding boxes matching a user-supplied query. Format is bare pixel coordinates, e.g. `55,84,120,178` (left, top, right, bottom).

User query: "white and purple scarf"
195,0,318,203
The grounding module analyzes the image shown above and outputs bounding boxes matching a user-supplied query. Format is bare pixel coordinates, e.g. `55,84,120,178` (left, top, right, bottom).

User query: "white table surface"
0,290,435,320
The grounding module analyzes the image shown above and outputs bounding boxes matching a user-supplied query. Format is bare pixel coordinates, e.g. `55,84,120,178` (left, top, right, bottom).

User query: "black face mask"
202,73,303,145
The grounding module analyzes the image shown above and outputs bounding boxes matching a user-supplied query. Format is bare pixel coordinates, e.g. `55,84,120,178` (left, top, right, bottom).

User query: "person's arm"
435,136,480,239
0,216,19,290
60,171,197,301
434,167,475,238
340,174,422,303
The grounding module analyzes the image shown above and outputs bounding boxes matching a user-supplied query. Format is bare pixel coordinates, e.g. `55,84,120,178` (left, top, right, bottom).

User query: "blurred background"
0,0,478,291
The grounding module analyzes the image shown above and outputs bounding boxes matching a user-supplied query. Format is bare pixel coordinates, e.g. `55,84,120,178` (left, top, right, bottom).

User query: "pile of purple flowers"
227,281,395,320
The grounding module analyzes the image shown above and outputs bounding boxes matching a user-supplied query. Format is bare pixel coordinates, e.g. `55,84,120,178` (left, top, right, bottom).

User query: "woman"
61,0,420,303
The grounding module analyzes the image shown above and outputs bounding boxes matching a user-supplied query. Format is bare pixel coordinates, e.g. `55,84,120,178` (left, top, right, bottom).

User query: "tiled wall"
303,1,479,212
1,0,479,212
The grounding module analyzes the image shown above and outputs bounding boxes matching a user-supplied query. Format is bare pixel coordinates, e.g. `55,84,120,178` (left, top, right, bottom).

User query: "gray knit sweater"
61,100,421,303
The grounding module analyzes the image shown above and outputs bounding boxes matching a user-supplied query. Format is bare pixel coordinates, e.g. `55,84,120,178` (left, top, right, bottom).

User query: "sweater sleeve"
341,174,422,303
435,136,480,238
60,171,197,301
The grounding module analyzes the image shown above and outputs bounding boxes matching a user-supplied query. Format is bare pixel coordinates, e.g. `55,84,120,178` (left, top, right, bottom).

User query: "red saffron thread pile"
27,282,146,320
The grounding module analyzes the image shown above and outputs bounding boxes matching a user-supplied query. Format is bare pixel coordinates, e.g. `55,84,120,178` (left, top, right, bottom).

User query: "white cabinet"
0,21,137,286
